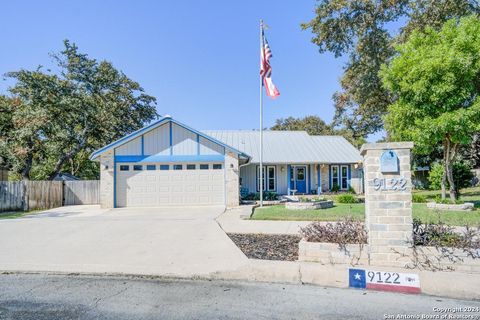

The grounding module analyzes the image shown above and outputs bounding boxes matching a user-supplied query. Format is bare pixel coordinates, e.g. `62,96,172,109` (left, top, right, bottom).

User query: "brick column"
100,150,115,209
360,142,414,266
225,152,240,208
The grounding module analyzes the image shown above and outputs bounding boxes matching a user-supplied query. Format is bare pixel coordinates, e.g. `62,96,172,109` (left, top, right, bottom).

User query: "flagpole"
259,19,264,207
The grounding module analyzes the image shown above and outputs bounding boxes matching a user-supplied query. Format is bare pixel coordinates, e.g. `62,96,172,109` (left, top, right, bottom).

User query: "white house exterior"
91,116,363,209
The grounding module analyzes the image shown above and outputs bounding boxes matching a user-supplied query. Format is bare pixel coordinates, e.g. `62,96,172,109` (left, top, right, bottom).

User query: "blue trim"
317,164,321,195
141,135,144,156
196,134,200,155
113,150,117,208
115,154,225,163
169,122,173,155
287,165,291,195
89,116,250,160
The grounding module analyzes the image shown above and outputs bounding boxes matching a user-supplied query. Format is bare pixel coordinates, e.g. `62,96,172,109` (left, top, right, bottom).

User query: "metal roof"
202,130,362,164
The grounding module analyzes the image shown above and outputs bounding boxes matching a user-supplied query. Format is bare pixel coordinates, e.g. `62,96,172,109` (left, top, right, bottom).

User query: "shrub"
428,162,474,197
300,217,367,245
243,193,259,201
336,194,357,204
330,184,340,193
264,192,278,201
412,194,427,203
412,218,480,250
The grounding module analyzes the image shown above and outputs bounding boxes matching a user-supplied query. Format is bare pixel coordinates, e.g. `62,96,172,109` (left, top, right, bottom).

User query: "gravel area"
227,233,301,261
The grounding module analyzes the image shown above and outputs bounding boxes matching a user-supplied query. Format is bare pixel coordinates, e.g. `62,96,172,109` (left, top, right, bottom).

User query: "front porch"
239,163,363,196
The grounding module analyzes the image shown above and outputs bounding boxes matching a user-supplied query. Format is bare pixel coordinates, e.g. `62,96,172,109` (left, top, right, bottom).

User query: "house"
90,116,362,209
52,172,80,181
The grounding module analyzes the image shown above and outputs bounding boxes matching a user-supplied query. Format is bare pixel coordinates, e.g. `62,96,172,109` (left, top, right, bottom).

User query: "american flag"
260,23,280,98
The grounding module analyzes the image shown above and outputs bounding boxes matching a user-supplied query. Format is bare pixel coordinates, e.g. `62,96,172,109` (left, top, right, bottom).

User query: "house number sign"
372,177,407,191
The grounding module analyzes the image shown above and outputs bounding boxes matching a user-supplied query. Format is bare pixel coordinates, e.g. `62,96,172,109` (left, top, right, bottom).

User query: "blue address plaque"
380,150,399,173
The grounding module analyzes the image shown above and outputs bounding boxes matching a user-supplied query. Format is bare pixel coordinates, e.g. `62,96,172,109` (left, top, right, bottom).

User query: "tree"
302,0,479,139
1,40,158,180
381,16,480,202
271,116,334,135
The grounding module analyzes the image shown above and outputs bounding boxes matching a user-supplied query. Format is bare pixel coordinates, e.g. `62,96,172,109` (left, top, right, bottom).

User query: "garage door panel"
116,163,225,207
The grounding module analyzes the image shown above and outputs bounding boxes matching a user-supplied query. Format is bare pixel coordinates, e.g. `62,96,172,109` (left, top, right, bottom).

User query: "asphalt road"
0,273,479,320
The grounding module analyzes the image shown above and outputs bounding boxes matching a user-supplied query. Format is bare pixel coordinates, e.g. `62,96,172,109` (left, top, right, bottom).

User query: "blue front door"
290,166,307,194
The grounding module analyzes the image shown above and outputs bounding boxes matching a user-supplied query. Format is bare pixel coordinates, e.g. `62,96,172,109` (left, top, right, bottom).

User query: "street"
0,273,479,320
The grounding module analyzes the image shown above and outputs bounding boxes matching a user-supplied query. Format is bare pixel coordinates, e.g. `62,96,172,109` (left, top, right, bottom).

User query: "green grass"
0,210,41,220
252,203,365,222
251,187,480,226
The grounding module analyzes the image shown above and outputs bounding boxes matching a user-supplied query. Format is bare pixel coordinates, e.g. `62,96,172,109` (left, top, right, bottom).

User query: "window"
173,164,183,170
119,165,129,171
160,164,169,170
296,167,305,181
331,165,339,189
212,164,222,170
199,164,209,170
146,165,156,170
133,165,143,171
257,165,276,191
187,164,196,170
341,165,349,190
267,166,276,191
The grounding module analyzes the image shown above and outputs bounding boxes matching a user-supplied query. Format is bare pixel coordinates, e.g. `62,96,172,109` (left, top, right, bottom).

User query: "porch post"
287,164,291,195
317,164,321,195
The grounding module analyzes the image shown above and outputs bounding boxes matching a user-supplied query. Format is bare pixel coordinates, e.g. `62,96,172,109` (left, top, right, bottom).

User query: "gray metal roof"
202,130,362,164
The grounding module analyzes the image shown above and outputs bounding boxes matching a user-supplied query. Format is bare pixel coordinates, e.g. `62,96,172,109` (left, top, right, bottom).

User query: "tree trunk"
445,159,457,202
441,139,448,200
47,143,84,180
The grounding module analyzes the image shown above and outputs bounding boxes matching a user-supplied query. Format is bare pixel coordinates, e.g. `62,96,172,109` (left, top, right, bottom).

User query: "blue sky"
1,1,365,137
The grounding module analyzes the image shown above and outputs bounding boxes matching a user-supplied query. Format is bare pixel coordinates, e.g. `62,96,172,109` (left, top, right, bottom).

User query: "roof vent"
163,114,172,118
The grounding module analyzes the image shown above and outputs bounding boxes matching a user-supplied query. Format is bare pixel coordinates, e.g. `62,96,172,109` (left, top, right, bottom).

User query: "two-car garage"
91,116,249,209
115,162,225,207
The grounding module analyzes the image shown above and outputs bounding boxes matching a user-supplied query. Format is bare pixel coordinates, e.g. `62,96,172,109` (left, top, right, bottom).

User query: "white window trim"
331,165,339,189
257,165,276,192
340,165,349,190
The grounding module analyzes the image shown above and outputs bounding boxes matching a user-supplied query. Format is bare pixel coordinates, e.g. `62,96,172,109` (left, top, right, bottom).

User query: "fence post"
22,180,29,211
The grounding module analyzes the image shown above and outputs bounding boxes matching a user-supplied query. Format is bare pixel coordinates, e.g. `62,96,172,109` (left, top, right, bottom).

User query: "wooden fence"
64,180,100,205
0,180,100,212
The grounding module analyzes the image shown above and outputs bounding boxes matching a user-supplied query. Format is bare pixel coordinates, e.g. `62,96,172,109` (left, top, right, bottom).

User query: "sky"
1,1,378,138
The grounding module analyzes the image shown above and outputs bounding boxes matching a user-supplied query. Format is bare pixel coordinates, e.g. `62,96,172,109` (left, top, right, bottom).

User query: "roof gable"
90,116,249,160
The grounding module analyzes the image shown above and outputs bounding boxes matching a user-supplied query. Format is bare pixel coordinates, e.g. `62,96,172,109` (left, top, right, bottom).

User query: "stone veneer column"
225,152,239,208
99,150,114,208
360,142,414,266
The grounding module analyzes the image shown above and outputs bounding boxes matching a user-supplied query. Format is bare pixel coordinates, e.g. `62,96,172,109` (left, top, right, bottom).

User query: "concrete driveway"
0,205,248,277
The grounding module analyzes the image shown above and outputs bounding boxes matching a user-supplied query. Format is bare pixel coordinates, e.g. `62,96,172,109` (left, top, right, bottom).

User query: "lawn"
251,187,480,226
0,210,40,220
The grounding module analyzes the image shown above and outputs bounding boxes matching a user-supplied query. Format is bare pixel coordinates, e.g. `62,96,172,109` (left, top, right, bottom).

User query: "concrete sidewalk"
216,205,323,235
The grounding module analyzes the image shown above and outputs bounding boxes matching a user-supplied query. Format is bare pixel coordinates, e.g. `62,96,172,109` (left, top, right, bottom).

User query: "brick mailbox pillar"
360,142,414,266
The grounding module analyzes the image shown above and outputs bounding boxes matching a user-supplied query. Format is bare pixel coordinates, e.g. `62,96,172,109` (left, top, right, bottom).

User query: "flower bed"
285,200,333,210
426,202,474,211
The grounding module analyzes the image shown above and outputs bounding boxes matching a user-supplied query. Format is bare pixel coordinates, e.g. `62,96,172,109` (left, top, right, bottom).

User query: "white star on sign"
354,273,361,280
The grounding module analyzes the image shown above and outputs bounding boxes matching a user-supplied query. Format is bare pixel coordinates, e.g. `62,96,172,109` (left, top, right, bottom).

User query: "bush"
428,162,474,197
412,218,480,249
347,186,356,194
336,194,357,204
330,184,340,193
412,194,427,203
300,217,367,244
242,192,277,201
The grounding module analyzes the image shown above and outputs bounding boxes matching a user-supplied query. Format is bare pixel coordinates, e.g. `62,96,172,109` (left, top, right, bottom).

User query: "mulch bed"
227,233,301,261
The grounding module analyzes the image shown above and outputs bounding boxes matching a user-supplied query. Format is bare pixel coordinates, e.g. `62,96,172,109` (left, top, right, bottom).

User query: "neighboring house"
204,130,363,196
90,116,362,209
52,172,80,181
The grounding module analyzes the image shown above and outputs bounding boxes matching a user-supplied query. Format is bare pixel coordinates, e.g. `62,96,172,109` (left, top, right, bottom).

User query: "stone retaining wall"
298,239,480,272
426,202,474,211
285,200,333,210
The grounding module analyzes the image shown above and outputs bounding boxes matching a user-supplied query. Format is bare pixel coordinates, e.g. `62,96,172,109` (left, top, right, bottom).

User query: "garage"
90,116,250,209
116,162,225,207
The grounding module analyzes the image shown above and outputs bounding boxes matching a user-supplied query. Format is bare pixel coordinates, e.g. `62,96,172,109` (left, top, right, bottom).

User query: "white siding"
172,123,197,155
240,164,288,195
144,123,170,155
199,136,224,155
115,137,142,155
